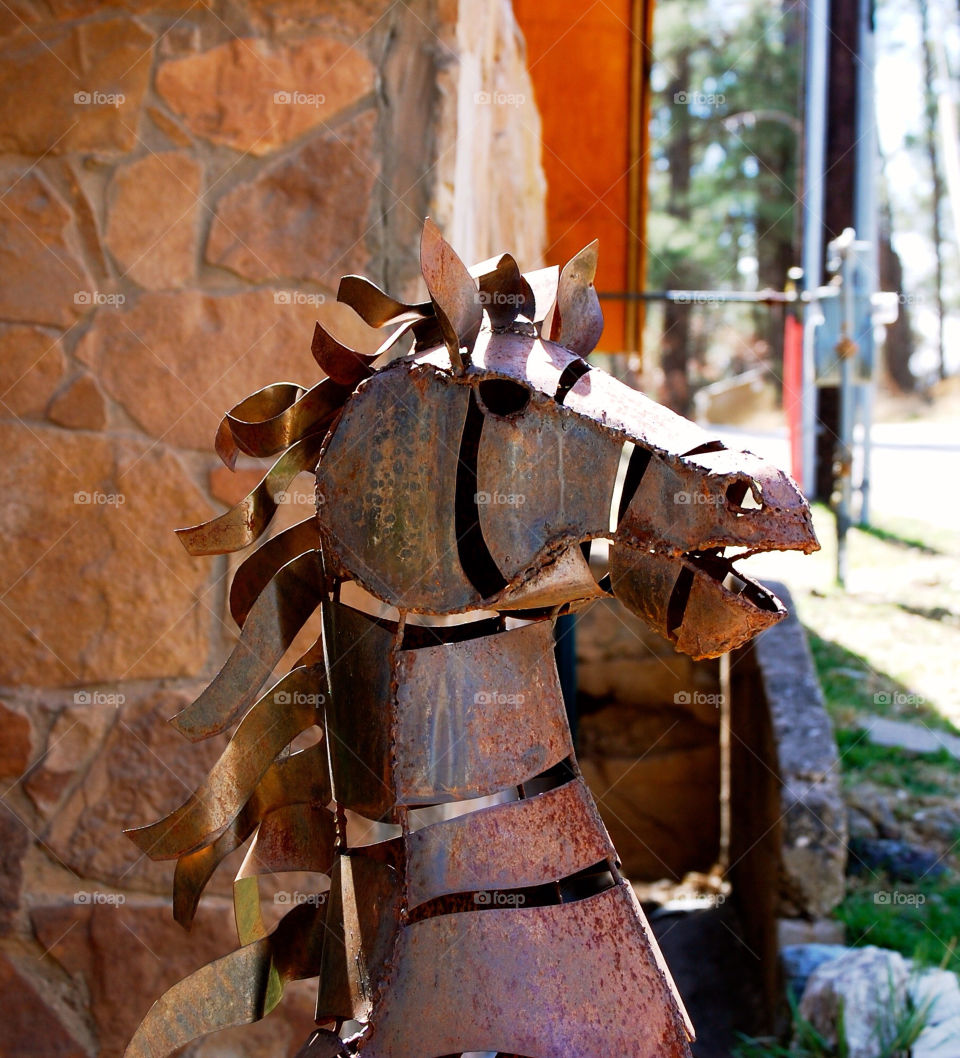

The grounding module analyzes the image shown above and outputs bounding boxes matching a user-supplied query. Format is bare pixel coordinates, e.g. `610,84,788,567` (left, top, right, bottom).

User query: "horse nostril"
726,479,763,511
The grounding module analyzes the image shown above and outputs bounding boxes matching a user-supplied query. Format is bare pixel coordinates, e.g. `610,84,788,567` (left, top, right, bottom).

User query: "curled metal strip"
123,901,326,1058
233,803,337,944
172,743,330,928
477,253,535,326
215,414,242,472
311,321,377,386
229,519,321,629
225,379,353,459
176,435,325,557
544,240,604,356
170,552,326,740
127,666,326,860
337,273,431,328
420,217,482,371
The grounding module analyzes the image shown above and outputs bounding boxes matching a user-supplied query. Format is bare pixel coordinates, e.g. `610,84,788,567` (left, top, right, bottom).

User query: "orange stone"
78,288,378,450
206,111,377,286
105,151,202,290
0,325,66,417
0,170,93,326
0,18,153,155
47,374,107,430
0,424,214,686
156,35,374,156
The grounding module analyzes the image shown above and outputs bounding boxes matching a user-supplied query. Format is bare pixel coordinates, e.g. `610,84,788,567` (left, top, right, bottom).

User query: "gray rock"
799,946,910,1058
910,968,960,1058
781,944,848,1002
848,836,947,882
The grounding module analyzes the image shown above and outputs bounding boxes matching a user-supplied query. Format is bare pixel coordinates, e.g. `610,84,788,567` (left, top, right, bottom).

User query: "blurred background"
0,1,958,1056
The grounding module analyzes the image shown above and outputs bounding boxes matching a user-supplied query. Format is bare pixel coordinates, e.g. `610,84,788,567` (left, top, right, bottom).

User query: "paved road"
711,421,960,531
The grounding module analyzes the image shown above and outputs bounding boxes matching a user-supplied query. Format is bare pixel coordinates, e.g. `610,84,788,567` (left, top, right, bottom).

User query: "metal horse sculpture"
125,220,818,1058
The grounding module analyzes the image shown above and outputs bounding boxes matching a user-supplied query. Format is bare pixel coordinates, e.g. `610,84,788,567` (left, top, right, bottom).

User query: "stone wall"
0,3,544,1056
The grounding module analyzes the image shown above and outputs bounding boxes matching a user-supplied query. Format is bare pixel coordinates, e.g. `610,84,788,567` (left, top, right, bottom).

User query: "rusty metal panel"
322,601,397,820
405,777,615,908
394,618,573,804
363,881,692,1057
477,396,621,579
316,367,480,612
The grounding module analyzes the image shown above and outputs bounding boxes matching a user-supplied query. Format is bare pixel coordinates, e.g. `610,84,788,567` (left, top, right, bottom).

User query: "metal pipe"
801,0,830,498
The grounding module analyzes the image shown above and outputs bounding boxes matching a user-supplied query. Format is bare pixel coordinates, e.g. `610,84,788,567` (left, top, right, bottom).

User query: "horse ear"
543,240,604,356
420,218,482,372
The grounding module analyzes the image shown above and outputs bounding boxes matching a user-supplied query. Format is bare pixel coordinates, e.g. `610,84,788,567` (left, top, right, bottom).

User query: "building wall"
0,3,544,1055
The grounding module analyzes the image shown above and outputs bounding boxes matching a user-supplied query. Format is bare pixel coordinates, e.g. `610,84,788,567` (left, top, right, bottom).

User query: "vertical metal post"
801,0,830,498
854,0,878,525
837,244,856,587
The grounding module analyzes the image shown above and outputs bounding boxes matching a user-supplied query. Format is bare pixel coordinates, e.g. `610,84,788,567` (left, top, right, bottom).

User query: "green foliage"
835,878,960,975
834,729,959,795
648,0,803,293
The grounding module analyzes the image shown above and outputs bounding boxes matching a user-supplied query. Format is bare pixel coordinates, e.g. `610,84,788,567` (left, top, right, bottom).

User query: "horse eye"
477,378,531,417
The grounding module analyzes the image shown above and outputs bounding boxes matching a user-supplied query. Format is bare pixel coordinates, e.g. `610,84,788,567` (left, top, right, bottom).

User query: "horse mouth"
609,538,811,659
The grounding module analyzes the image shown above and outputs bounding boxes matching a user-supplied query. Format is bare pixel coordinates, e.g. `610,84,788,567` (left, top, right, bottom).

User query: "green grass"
834,729,960,797
834,877,960,976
